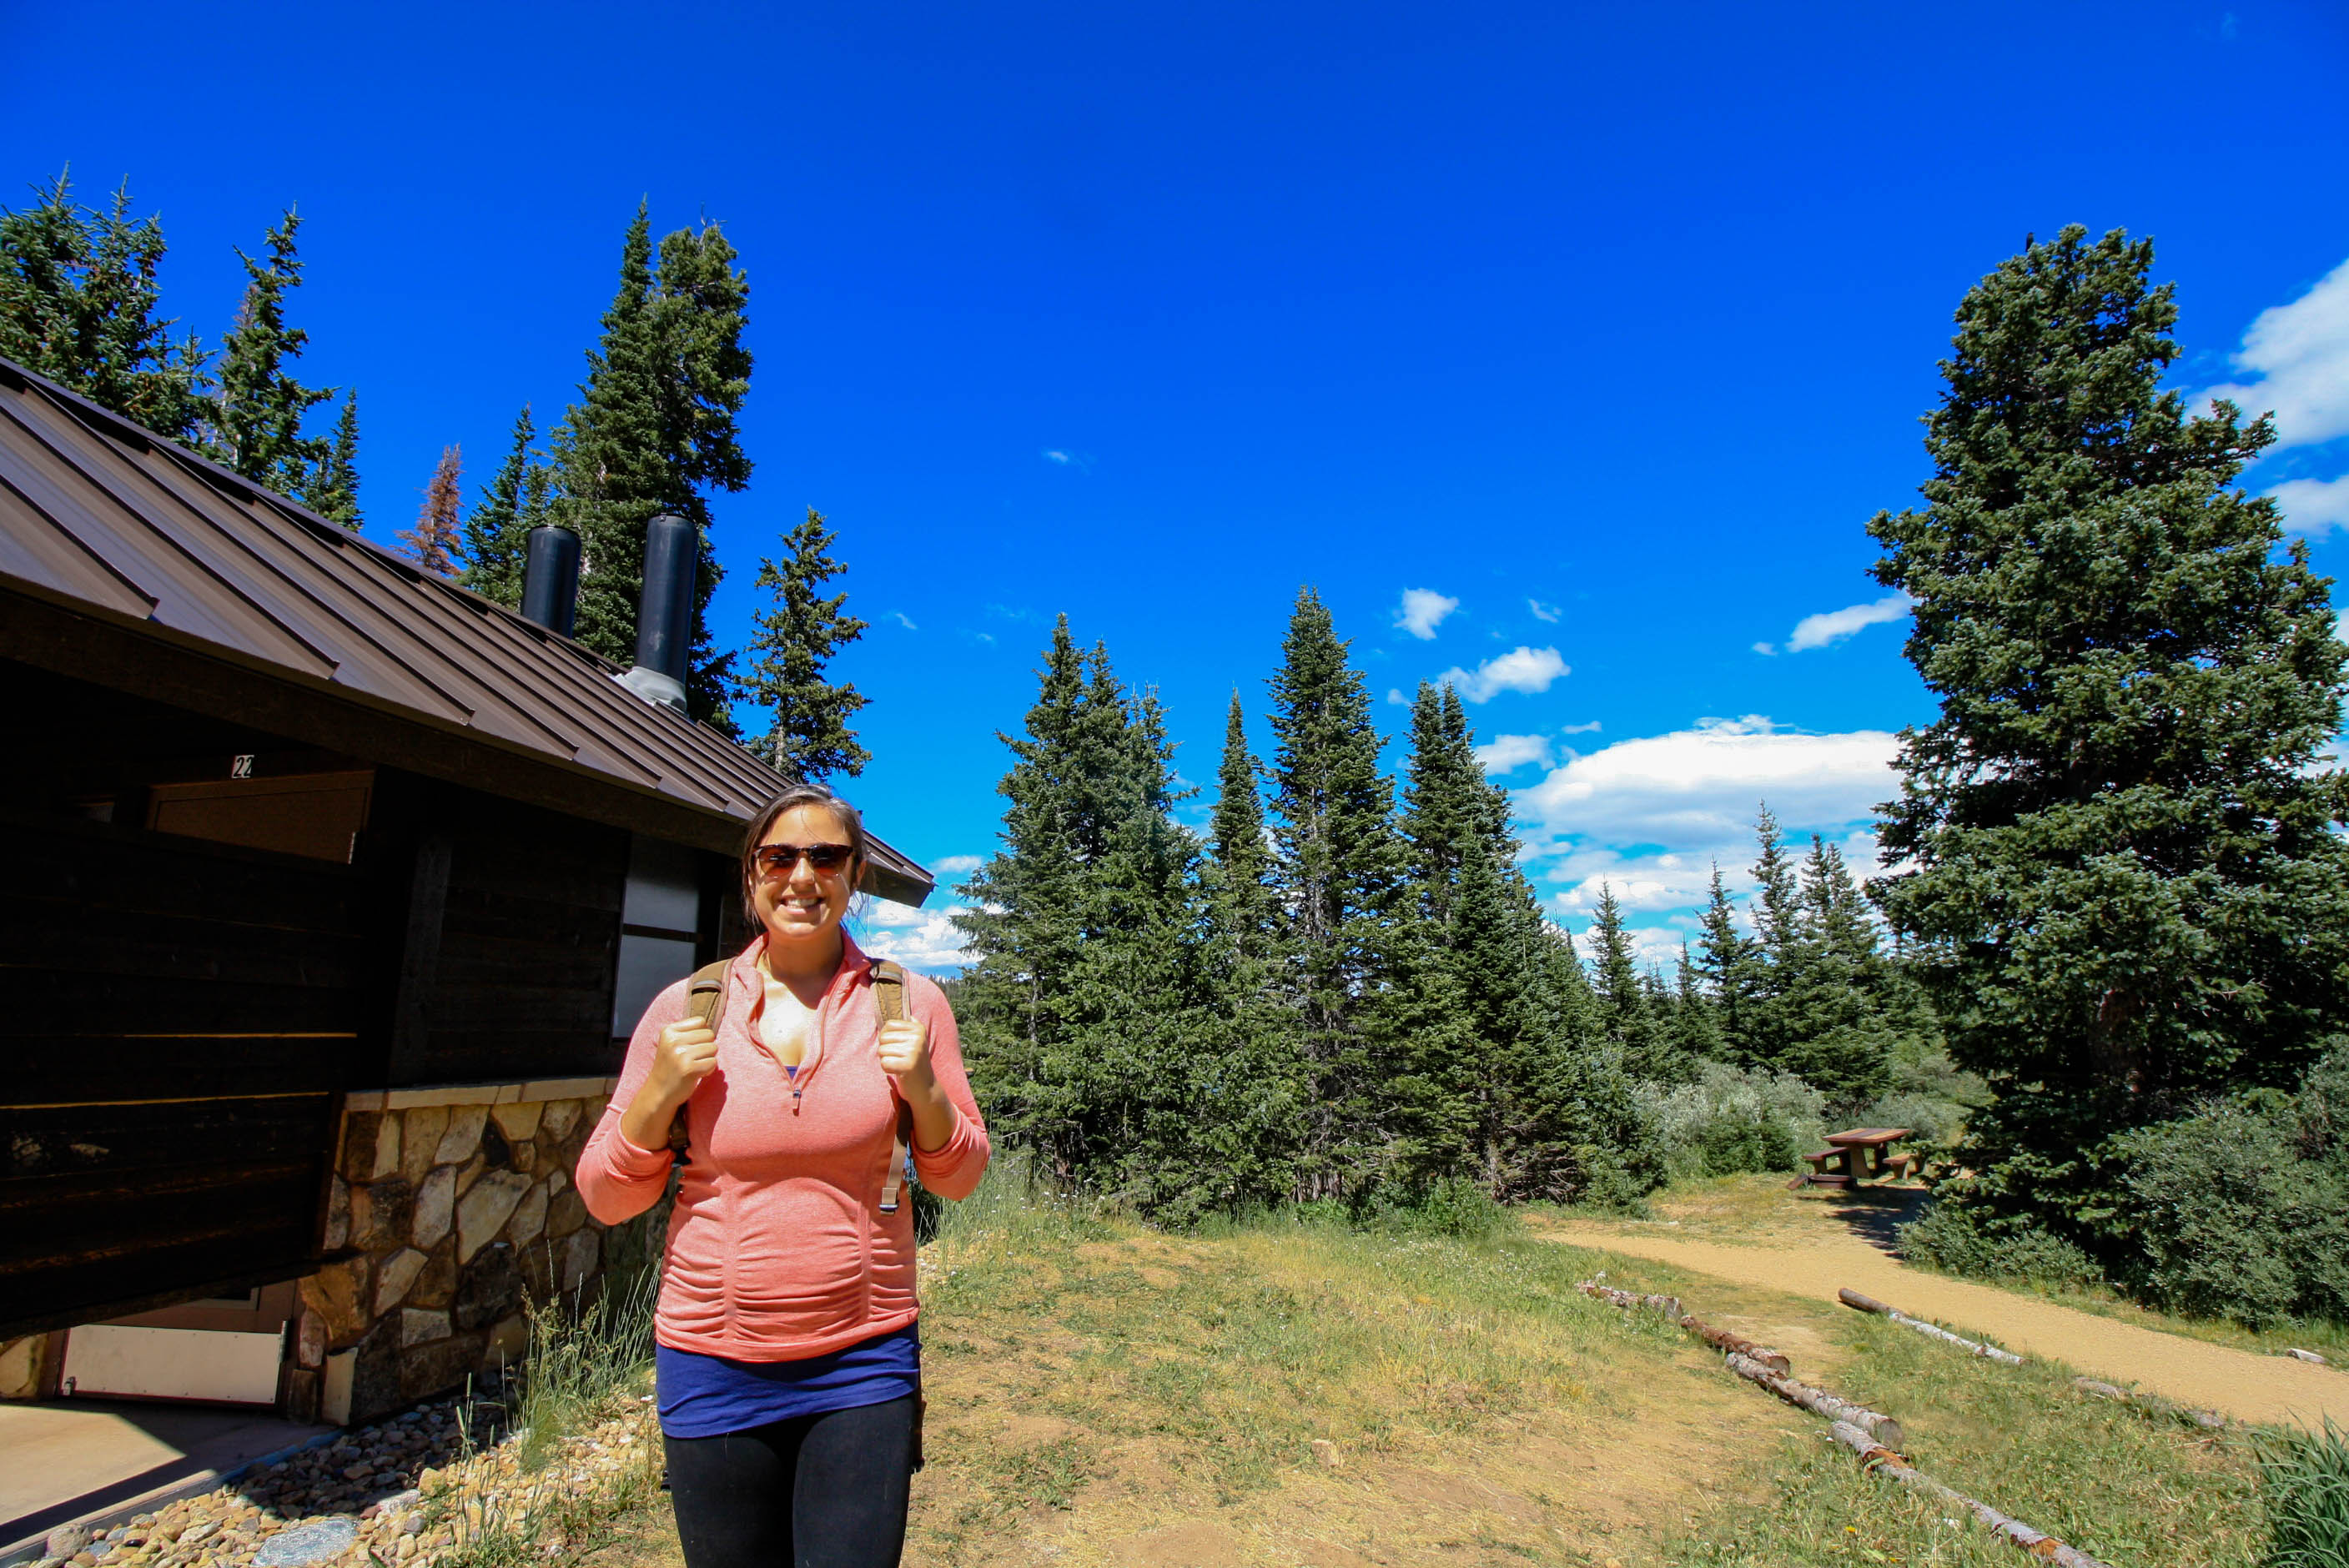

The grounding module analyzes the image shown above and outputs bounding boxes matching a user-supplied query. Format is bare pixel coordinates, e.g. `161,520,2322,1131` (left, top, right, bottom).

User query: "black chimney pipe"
519,524,580,637
621,513,697,711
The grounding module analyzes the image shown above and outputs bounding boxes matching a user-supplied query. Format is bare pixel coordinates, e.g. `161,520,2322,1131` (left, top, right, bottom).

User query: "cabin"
0,357,933,1425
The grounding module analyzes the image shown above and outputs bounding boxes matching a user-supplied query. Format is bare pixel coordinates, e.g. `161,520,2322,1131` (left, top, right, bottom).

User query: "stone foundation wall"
290,1079,666,1425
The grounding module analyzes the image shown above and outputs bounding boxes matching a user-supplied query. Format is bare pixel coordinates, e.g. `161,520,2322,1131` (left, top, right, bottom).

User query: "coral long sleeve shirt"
576,933,988,1363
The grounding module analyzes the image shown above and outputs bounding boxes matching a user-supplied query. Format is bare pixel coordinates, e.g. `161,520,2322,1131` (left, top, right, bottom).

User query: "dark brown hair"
740,783,869,921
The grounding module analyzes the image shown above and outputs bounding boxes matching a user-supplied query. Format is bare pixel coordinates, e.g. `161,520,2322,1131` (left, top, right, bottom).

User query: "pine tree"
740,507,871,781
303,390,361,527
0,170,208,438
1773,835,1894,1103
1869,224,2349,1253
554,205,752,727
1587,883,1672,1079
460,406,542,606
1670,941,1724,1061
1738,806,1806,1068
1265,588,1411,1196
397,445,463,575
207,209,331,492
1696,863,1756,1058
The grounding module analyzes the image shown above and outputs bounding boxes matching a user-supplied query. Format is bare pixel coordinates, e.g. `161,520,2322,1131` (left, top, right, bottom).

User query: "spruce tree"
0,171,208,439
207,209,331,492
397,445,463,575
460,406,541,605
554,206,752,726
1869,225,2349,1254
1773,836,1894,1104
303,390,361,528
1696,863,1757,1058
1587,883,1672,1079
1265,588,1411,1195
740,507,871,781
1670,941,1724,1061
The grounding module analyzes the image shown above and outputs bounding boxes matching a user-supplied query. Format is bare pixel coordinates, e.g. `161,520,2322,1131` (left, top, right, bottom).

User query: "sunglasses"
753,842,855,877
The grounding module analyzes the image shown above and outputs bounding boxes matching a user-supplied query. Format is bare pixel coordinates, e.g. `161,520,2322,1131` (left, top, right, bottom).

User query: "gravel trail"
1543,1219,2349,1429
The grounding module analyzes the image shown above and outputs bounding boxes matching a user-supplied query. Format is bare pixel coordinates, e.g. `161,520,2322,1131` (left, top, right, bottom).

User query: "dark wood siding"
0,812,360,1335
395,789,629,1086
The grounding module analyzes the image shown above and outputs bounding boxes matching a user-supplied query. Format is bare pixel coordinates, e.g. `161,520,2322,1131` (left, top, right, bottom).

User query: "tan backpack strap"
873,962,916,1214
667,961,732,1158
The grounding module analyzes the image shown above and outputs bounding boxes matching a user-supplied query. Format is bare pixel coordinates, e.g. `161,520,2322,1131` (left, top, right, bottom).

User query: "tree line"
948,593,1939,1223
0,171,868,780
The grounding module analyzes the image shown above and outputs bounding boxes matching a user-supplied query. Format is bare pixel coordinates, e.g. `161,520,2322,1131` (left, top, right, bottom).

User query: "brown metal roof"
0,357,933,906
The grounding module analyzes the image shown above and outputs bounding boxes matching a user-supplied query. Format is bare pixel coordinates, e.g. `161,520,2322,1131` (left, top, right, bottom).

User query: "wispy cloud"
1527,598,1562,623
1514,716,1898,873
1386,687,1408,706
2199,254,2349,449
889,611,918,631
2269,475,2349,536
1394,588,1461,640
1436,646,1568,702
1755,592,1913,656
856,902,973,972
1560,719,1602,735
928,853,983,876
1473,733,1553,775
1041,449,1093,471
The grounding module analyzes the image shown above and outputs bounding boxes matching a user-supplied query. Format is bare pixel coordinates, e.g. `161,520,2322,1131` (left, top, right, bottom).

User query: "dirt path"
1543,1215,2349,1429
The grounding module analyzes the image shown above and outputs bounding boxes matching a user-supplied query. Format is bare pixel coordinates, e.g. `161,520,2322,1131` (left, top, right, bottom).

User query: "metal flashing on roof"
0,357,933,907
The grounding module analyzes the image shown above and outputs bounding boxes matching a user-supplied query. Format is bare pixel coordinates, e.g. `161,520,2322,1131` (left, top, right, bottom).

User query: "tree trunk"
1826,1421,2111,1568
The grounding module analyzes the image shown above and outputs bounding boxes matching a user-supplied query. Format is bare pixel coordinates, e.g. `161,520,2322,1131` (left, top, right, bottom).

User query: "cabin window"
614,835,705,1035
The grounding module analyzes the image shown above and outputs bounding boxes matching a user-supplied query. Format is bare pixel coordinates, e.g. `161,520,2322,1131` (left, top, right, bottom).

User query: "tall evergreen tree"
1869,224,2349,1252
1265,588,1411,1195
207,209,330,492
1696,865,1755,1057
397,445,463,574
1587,883,1674,1079
303,390,361,528
1772,835,1894,1103
1206,693,1279,967
0,171,208,439
460,406,542,605
739,507,870,781
554,205,752,726
1669,941,1724,1061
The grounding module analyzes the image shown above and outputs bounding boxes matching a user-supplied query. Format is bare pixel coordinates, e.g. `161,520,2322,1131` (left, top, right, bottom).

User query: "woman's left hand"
876,1018,934,1090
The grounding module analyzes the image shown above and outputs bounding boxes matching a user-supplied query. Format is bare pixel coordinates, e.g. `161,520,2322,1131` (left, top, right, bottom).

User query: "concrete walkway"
0,1401,332,1560
1544,1219,2349,1430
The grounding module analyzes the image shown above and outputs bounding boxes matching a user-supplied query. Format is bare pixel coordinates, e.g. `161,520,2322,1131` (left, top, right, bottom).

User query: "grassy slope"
579,1173,2266,1567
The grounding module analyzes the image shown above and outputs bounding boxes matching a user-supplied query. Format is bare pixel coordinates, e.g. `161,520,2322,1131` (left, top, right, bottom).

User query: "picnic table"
1789,1127,1915,1190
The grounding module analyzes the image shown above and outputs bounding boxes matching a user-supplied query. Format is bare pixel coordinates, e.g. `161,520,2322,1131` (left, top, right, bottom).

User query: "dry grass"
576,1170,2275,1566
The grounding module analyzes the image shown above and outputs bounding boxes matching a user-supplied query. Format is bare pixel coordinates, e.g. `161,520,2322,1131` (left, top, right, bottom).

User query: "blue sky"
8,1,2347,971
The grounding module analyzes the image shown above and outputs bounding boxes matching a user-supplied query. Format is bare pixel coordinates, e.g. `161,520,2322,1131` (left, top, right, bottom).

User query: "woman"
578,784,988,1568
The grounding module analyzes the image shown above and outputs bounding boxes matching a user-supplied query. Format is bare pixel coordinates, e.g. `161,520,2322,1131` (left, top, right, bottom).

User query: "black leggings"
664,1395,918,1568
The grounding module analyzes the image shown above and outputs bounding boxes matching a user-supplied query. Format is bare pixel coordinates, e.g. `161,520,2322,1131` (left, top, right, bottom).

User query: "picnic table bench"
1789,1127,1915,1190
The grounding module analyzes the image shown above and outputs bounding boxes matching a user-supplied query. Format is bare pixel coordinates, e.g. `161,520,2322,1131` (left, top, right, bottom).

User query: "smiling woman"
576,781,990,1568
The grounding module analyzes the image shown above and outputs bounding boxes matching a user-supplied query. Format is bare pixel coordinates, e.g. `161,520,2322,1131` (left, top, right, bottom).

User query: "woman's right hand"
646,1019,720,1108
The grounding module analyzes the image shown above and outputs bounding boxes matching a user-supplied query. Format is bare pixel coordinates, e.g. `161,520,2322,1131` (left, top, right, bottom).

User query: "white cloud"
1771,593,1914,654
1395,588,1461,640
1560,720,1602,735
2200,255,2349,448
1473,733,1553,775
1436,646,1568,702
889,611,918,631
2271,475,2349,536
1527,598,1562,623
1386,687,1407,706
856,903,973,972
1515,716,1899,857
928,853,983,876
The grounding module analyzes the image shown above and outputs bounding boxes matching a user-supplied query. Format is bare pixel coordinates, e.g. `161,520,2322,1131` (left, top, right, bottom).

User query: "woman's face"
752,805,863,950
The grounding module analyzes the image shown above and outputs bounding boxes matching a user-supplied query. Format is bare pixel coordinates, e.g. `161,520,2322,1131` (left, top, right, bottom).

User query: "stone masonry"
289,1081,666,1426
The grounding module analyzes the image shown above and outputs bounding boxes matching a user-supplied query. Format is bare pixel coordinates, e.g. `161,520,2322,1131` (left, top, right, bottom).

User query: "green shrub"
2257,1418,2349,1568
2103,1091,2349,1328
1899,1198,2105,1288
1641,1063,1824,1179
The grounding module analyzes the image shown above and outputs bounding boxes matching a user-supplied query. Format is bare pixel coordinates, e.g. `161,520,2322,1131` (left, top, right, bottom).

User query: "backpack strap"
666,960,732,1160
871,960,916,1214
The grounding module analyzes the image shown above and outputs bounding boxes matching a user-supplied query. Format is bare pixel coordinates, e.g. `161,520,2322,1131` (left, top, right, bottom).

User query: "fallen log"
2071,1376,2227,1430
1575,1281,1793,1373
1578,1281,1682,1319
1838,1289,2025,1365
1725,1353,1904,1449
1826,1421,2113,1568
2282,1348,2329,1364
